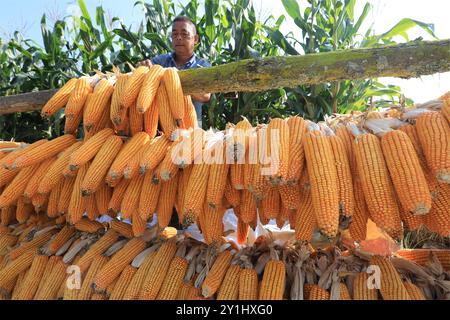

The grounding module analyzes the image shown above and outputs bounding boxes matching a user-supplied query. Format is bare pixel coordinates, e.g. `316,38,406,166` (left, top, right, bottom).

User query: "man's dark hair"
172,16,197,35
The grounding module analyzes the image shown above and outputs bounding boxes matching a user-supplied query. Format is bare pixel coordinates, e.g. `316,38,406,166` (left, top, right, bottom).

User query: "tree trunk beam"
1,39,449,115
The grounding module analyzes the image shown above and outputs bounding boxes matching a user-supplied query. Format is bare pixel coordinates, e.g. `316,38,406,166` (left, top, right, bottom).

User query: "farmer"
140,16,211,128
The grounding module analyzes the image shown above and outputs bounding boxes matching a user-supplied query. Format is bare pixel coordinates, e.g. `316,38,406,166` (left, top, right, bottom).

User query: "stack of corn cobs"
0,65,449,299
0,220,449,300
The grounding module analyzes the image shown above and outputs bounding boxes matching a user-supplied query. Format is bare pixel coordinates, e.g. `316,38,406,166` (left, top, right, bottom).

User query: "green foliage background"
0,0,436,142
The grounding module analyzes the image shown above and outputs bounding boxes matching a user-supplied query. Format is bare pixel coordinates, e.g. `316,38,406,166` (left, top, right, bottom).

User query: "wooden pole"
0,39,449,115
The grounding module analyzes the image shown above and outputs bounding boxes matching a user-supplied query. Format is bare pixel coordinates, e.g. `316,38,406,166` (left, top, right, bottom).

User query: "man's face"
171,21,198,56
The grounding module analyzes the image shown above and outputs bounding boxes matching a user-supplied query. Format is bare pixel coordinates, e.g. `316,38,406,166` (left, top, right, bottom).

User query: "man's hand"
138,59,153,68
191,93,211,103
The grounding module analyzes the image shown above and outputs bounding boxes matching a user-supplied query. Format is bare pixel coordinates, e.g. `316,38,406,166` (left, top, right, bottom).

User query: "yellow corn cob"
286,116,306,184
13,254,48,300
353,133,403,240
37,141,82,195
155,145,179,182
267,118,289,184
109,220,133,238
110,73,130,126
136,64,164,113
69,128,114,172
370,255,410,300
403,282,426,300
57,176,76,215
138,171,161,221
259,186,280,221
416,111,450,183
76,230,119,272
398,124,439,196
236,214,249,245
240,189,257,224
348,177,369,241
12,134,76,170
0,249,35,290
0,165,39,208
109,265,137,300
140,239,178,300
78,255,110,300
0,167,18,188
339,282,352,300
0,140,45,170
230,117,252,190
11,269,28,300
295,183,317,242
124,145,148,181
381,130,431,215
183,163,210,226
74,218,104,233
206,159,229,210
64,101,84,134
202,250,233,298
46,179,64,218
355,273,382,300
67,163,89,224
35,259,68,300
143,102,159,139
32,192,49,213
9,231,54,260
238,268,258,300
1,205,16,227
93,237,147,292
304,130,339,238
107,179,130,215
308,285,330,300
182,95,198,129
123,251,156,300
156,84,178,137
121,175,144,220
132,210,147,237
23,157,56,200
396,249,450,270
216,264,241,300
442,98,450,123
48,226,75,254
121,66,149,110
129,101,144,136
156,175,179,229
278,183,301,211
175,166,193,222
139,135,171,174
328,135,354,218
259,260,285,300
41,78,78,117
95,183,112,215
203,205,226,245
156,256,189,300
83,79,115,131
0,234,17,255
65,77,93,117
163,67,185,126
425,183,450,237
108,132,150,183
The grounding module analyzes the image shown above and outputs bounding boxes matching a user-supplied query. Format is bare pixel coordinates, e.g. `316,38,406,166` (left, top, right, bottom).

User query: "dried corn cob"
12,134,76,170
381,130,431,215
93,237,146,292
304,129,339,238
41,78,78,117
140,239,178,300
416,111,450,183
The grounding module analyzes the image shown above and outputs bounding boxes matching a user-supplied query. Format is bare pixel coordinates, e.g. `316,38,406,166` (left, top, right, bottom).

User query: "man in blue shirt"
140,16,211,128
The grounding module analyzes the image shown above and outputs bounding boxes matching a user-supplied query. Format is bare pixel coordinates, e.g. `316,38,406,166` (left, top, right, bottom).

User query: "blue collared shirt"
152,52,211,128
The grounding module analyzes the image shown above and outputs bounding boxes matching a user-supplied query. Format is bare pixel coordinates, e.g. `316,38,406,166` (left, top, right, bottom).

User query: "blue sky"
1,0,449,102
